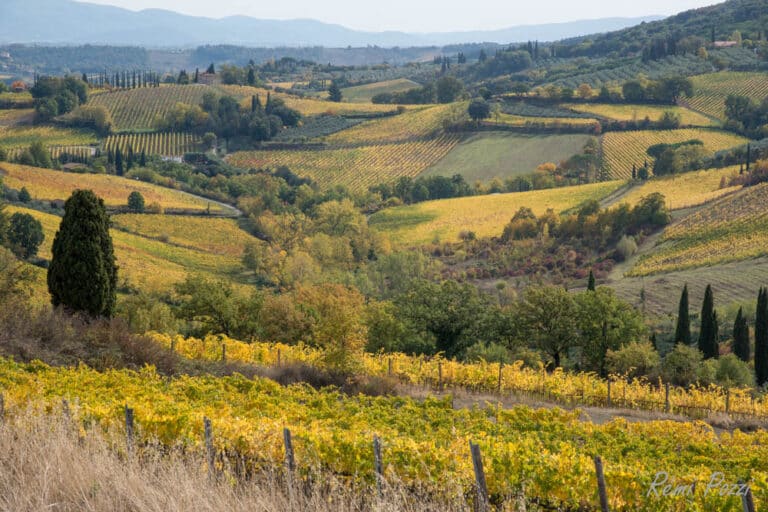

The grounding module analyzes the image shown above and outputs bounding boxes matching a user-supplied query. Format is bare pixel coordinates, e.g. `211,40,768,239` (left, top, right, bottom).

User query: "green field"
340,78,421,103
423,132,593,182
370,180,623,246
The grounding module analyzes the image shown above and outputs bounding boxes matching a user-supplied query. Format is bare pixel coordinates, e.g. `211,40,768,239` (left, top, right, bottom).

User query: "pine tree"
756,287,768,386
587,270,596,291
675,284,692,345
698,284,718,358
47,190,117,318
733,306,750,362
328,81,342,102
247,67,256,86
194,68,199,83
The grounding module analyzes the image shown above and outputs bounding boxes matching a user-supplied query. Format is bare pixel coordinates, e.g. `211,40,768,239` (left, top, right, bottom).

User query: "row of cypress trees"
674,283,768,386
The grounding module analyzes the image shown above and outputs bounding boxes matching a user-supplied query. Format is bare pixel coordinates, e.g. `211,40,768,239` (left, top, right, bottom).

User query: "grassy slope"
567,103,716,126
340,78,421,103
615,166,742,210
0,163,227,213
370,181,623,246
423,132,592,182
0,126,97,149
8,206,257,297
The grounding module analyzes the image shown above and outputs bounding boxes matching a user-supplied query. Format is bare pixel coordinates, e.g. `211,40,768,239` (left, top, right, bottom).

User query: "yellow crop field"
218,85,399,116
104,132,200,157
566,103,715,126
90,85,212,131
6,206,245,293
111,214,256,257
616,166,742,210
601,129,747,180
688,71,768,120
630,183,768,276
488,112,598,127
0,163,225,213
325,103,464,144
228,136,459,192
370,181,623,246
0,126,97,149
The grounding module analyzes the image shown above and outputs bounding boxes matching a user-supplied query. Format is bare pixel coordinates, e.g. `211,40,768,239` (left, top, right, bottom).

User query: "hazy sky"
79,0,718,32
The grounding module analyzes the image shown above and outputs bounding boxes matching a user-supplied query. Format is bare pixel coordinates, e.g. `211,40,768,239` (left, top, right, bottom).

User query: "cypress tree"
115,148,123,176
746,143,751,172
587,270,596,291
733,306,750,362
756,287,768,386
139,150,147,167
47,190,117,318
675,284,691,345
698,284,718,358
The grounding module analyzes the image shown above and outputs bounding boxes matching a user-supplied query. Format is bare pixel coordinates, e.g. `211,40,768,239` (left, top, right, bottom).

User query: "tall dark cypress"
115,148,123,176
675,284,691,345
587,270,596,291
755,287,768,386
733,306,750,362
698,284,718,358
47,190,117,318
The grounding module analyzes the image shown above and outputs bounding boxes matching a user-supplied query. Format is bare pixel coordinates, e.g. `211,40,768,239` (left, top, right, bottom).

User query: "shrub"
605,341,660,379
661,344,703,386
127,191,145,213
715,354,753,388
615,235,638,261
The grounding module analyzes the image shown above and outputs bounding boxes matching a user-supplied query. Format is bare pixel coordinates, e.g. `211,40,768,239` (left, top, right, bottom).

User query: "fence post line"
222,343,226,362
284,428,296,507
438,361,443,392
388,358,393,377
469,442,489,512
204,417,215,478
726,388,731,414
277,348,282,367
607,380,612,407
373,435,384,499
665,383,670,413
170,337,176,353
594,455,609,512
124,405,134,457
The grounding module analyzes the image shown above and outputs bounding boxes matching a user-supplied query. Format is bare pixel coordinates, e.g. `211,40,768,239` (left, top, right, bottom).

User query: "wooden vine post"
373,435,384,499
284,428,296,507
204,417,215,479
124,405,135,457
594,456,609,512
469,441,489,512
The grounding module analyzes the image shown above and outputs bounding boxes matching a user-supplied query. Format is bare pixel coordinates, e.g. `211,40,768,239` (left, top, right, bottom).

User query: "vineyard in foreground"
630,183,768,276
369,180,623,246
687,72,768,121
227,136,459,192
149,332,768,420
104,132,200,157
600,129,747,180
0,357,765,511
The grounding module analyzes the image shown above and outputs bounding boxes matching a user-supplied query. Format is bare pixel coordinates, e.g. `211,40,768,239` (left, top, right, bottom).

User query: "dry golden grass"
370,181,623,246
0,410,467,512
0,163,225,212
616,166,742,210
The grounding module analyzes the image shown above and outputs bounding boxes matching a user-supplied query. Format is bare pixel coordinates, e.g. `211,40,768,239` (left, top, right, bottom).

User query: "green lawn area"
422,132,592,182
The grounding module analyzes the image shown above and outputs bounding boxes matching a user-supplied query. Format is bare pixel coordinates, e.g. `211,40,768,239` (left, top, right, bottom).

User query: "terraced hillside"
567,103,715,126
370,180,623,246
0,126,97,150
104,132,200,157
601,129,747,179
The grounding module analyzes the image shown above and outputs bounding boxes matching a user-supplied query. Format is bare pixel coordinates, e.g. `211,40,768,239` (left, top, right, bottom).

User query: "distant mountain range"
0,0,664,47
